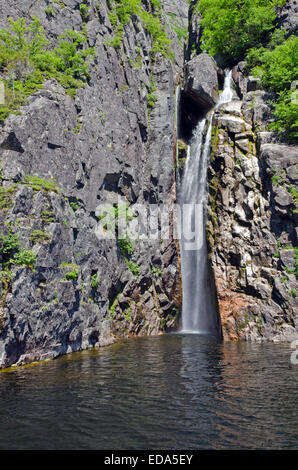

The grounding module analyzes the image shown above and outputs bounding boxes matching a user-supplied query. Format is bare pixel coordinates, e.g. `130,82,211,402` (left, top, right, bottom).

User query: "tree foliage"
196,0,285,64
248,35,298,139
195,0,296,140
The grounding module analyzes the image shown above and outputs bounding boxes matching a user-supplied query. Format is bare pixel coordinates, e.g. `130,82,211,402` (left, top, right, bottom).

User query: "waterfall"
179,70,233,336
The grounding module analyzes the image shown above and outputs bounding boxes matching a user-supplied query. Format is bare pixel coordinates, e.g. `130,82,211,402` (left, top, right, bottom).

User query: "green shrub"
0,232,20,255
269,90,298,139
69,200,81,211
91,273,100,288
98,202,134,236
147,80,158,109
80,3,90,22
53,0,66,8
272,174,280,185
61,263,79,281
289,289,297,298
12,249,36,269
118,236,134,257
126,260,140,276
45,6,55,16
250,36,297,92
64,270,78,280
0,269,14,292
151,266,162,277
0,231,36,269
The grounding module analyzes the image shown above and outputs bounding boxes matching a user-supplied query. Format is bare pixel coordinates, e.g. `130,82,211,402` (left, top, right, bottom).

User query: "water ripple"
0,335,297,449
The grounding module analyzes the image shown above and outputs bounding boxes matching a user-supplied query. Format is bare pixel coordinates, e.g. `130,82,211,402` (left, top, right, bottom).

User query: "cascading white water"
179,70,233,336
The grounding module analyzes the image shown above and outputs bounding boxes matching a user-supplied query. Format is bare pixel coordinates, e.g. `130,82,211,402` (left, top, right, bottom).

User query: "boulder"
184,53,219,110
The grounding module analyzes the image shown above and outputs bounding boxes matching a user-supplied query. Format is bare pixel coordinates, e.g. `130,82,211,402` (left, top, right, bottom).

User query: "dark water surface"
0,334,297,450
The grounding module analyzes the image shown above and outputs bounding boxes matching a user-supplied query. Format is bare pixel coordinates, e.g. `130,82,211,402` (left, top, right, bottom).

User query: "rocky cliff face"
181,0,298,343
207,91,297,342
204,4,298,342
0,0,188,368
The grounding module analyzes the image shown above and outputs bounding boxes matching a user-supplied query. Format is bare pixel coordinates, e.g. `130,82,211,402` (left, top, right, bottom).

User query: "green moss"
23,175,61,193
210,126,219,162
30,230,51,244
0,185,18,211
53,0,66,7
41,210,55,224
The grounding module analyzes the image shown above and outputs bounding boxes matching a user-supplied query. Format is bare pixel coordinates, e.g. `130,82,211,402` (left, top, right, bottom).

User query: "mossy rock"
177,139,188,159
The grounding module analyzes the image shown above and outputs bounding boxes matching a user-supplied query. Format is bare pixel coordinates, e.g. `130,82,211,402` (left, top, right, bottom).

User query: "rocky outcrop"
0,0,188,368
207,68,298,342
184,53,219,109
277,0,298,35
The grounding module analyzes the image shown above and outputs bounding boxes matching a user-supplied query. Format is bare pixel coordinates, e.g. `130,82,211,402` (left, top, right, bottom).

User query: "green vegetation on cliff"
194,0,297,140
0,17,95,121
0,231,36,269
247,35,298,139
196,0,285,63
106,0,173,59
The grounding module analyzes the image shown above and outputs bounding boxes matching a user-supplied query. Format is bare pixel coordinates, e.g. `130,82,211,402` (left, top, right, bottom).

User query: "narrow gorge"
0,0,297,370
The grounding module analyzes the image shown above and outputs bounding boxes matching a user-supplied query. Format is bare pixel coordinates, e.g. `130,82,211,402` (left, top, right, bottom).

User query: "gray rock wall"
206,69,298,342
0,0,188,368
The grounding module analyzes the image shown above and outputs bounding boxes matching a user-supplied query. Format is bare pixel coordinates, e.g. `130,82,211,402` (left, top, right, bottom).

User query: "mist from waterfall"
179,70,233,336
